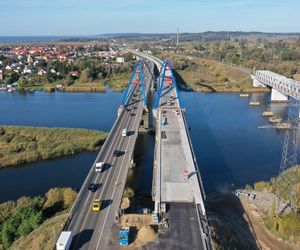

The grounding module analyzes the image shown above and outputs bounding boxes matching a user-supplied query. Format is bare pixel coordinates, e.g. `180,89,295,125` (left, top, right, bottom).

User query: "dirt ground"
119,214,157,248
206,191,300,250
240,194,299,250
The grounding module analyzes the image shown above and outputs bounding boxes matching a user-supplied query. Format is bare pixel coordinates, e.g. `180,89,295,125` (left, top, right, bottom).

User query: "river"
0,90,290,202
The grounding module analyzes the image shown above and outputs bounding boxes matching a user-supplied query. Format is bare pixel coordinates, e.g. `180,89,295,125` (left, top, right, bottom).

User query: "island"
0,126,107,168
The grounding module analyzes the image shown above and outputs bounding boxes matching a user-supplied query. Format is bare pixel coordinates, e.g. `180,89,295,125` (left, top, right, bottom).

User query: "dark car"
130,112,135,116
88,183,97,192
113,149,123,157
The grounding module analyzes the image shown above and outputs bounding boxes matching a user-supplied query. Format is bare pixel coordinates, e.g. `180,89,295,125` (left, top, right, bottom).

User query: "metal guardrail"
195,203,212,250
63,108,126,231
181,110,206,202
61,58,155,233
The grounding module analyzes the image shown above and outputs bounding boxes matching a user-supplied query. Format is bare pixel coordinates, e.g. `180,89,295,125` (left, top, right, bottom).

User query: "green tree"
1,198,43,248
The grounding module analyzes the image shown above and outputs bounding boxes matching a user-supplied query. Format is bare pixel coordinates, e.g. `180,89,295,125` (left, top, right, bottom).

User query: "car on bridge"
122,128,128,137
88,183,97,192
113,149,124,157
92,199,102,212
95,162,104,172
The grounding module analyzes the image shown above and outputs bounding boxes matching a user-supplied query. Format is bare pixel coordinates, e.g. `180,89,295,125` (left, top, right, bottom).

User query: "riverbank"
238,166,300,247
207,167,300,249
192,84,269,93
158,52,271,93
0,126,107,168
238,191,299,250
2,72,130,93
207,190,299,250
0,187,76,249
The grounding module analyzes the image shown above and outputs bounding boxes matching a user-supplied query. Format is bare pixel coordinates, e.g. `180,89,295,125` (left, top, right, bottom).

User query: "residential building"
116,57,125,63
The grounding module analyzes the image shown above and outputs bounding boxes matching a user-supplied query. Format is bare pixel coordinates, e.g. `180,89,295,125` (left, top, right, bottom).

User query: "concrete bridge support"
271,88,288,102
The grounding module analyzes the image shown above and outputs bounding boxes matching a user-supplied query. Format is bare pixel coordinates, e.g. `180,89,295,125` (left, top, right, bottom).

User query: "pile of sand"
120,197,130,209
121,214,152,228
137,225,157,244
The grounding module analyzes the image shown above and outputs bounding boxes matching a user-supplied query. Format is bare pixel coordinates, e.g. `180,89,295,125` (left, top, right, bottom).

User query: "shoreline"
207,191,299,249
0,126,107,169
1,86,270,94
237,190,299,250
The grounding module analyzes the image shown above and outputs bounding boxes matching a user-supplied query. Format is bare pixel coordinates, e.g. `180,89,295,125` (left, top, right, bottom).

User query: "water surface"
0,91,291,202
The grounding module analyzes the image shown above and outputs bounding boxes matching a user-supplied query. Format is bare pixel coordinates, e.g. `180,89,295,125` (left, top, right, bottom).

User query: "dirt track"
240,197,298,250
206,192,299,250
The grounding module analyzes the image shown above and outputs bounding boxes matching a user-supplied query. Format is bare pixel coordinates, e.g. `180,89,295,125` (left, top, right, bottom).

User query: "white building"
116,57,125,63
38,69,47,76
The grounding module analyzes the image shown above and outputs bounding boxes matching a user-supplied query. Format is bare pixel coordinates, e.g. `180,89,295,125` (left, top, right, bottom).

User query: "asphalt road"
66,63,153,250
155,203,205,250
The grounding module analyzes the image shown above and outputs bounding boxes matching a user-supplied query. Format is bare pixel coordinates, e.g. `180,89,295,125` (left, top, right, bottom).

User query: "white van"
122,128,127,137
95,162,104,172
56,231,72,250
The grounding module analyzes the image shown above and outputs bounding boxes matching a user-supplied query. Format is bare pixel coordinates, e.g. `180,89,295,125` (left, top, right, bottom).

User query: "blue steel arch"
121,60,148,107
154,60,182,108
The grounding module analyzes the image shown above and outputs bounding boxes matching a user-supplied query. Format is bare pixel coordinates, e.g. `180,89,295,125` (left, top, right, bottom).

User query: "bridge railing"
255,70,300,100
63,108,126,231
195,202,212,250
63,65,148,231
181,110,206,204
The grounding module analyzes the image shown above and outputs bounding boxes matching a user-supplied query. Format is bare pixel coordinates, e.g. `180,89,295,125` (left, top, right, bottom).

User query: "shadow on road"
128,130,135,136
103,163,112,172
71,229,94,249
102,199,113,210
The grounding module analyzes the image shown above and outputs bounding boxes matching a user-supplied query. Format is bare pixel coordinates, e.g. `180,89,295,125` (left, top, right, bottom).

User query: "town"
0,42,136,92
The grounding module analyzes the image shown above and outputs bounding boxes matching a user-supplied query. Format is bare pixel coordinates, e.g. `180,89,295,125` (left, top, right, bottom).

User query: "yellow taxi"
92,199,102,212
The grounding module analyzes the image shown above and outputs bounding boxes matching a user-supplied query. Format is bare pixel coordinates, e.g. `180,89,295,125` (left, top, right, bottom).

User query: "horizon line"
1,31,300,37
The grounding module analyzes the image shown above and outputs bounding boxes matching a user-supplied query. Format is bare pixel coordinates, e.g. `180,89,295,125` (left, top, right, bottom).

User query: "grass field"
106,73,131,91
0,126,107,168
63,81,106,92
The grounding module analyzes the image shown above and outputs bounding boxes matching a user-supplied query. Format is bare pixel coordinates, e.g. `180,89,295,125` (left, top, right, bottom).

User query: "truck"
56,231,72,250
122,128,128,137
95,162,104,172
119,226,130,246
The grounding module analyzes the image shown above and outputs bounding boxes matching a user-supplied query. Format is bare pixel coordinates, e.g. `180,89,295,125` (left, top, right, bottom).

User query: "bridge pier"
271,88,288,102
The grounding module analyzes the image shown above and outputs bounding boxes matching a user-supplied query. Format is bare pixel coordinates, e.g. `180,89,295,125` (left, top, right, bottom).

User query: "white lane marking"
95,93,142,249
91,85,139,203
83,192,91,208
71,93,133,238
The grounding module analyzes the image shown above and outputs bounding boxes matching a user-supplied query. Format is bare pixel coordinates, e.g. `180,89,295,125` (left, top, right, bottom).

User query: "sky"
1,0,299,36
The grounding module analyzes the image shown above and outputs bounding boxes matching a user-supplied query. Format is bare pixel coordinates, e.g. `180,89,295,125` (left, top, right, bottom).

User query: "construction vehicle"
119,227,130,246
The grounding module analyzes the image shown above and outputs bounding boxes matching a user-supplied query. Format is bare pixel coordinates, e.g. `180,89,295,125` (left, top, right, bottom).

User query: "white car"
95,162,104,172
122,128,128,137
